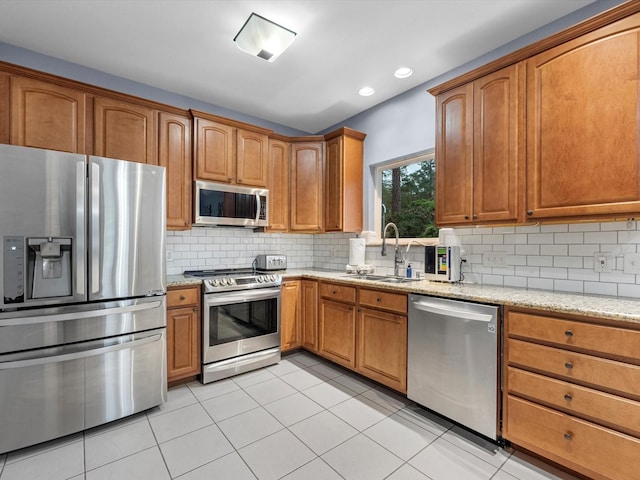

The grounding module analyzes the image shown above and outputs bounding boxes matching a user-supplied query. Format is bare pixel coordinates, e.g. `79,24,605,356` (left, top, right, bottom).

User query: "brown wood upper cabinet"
266,136,290,232
324,128,366,233
192,110,269,187
94,96,157,164
159,111,192,230
526,12,640,220
436,64,523,226
9,76,87,153
289,140,324,232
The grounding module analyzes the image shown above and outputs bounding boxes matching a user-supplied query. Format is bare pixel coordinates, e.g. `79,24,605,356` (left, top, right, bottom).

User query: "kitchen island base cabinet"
167,285,201,385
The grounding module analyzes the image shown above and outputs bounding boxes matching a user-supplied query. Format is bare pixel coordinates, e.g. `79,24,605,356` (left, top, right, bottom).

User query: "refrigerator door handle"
90,161,100,294
411,300,494,322
76,162,86,296
0,333,163,370
0,300,163,327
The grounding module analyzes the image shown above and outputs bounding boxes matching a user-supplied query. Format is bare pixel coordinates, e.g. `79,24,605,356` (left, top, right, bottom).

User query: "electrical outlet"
483,252,507,267
593,253,613,273
623,253,640,274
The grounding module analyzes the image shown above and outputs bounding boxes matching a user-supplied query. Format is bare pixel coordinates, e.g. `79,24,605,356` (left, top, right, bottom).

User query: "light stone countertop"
167,269,640,325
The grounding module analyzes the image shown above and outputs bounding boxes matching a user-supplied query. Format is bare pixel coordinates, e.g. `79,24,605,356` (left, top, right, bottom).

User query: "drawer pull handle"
565,361,573,369
565,330,574,337
564,432,573,441
377,298,382,302
332,290,337,295
180,295,186,301
564,393,573,401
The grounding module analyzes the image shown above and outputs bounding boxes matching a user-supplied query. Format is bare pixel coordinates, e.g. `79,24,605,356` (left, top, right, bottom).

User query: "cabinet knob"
238,178,243,183
565,361,573,369
180,295,186,301
193,307,197,313
332,290,337,295
564,330,574,337
527,210,533,216
464,215,470,220
472,214,478,220
564,393,573,401
563,432,573,441
228,176,233,181
376,298,382,302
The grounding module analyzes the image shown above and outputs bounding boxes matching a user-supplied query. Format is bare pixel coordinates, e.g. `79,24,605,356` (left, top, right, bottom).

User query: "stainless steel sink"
343,274,420,283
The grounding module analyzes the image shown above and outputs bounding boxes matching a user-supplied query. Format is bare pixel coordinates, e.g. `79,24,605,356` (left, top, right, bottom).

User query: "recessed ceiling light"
394,67,413,78
358,86,375,97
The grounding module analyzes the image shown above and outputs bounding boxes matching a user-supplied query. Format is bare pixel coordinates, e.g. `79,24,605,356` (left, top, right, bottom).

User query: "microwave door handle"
255,193,261,223
90,162,100,294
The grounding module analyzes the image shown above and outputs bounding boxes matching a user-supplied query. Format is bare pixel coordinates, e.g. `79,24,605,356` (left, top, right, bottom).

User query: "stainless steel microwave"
194,181,268,227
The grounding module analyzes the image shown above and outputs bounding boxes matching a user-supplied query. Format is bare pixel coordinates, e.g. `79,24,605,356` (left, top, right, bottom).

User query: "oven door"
202,287,281,365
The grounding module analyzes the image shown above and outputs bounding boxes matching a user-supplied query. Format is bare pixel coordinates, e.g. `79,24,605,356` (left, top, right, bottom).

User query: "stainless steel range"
184,268,282,384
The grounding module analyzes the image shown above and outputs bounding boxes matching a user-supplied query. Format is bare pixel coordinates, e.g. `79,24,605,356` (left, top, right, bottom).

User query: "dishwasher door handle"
411,300,494,322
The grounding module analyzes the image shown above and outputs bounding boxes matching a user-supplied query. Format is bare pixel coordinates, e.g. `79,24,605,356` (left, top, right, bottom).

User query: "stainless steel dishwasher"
408,294,500,441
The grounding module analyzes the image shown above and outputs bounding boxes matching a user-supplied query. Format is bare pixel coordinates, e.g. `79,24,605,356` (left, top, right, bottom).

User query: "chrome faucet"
381,222,404,276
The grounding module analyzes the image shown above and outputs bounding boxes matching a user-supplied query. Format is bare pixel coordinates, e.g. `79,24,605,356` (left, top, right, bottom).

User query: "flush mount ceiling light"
233,12,296,62
359,86,375,97
394,67,413,78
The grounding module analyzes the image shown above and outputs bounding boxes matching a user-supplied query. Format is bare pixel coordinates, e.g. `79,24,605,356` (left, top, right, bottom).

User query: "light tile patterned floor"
0,352,582,480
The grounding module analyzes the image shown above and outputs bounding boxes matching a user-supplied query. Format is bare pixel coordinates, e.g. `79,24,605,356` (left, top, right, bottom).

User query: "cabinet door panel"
473,65,522,222
435,84,473,225
236,129,268,187
267,138,289,232
194,118,234,182
167,306,200,382
324,136,343,231
11,76,86,153
301,280,318,352
159,112,192,230
94,97,156,164
357,308,407,393
290,142,324,232
281,280,301,352
318,299,355,369
527,18,640,218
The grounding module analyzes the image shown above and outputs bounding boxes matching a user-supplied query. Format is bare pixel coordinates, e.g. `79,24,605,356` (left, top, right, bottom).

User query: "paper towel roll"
349,238,366,266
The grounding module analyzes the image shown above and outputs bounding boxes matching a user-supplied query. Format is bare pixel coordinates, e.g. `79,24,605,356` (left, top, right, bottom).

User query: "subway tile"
553,256,582,268
585,282,617,296
539,267,567,279
541,244,568,256
568,268,600,282
482,275,504,286
553,279,583,293
584,231,618,244
568,223,600,232
504,234,528,245
600,221,630,231
617,283,640,298
553,232,584,244
515,266,540,277
527,256,552,267
515,244,539,255
504,276,527,288
527,233,555,244
540,224,568,233
568,244,599,256
527,277,553,290
482,235,504,245
515,225,540,234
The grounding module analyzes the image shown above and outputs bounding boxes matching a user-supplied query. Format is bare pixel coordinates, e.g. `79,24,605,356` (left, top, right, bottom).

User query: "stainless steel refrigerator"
0,144,167,454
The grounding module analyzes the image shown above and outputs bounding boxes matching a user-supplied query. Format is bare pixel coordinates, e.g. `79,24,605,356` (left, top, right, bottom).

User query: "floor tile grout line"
82,445,159,476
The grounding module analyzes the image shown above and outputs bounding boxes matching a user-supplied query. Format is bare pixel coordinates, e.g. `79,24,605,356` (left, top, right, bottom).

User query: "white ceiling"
0,0,596,133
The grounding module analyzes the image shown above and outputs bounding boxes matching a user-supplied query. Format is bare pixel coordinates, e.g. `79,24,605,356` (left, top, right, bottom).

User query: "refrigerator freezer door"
0,328,166,454
0,144,87,309
88,156,166,301
0,296,166,354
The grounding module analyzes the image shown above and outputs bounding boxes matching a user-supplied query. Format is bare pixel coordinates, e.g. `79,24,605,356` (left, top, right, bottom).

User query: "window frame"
372,148,437,242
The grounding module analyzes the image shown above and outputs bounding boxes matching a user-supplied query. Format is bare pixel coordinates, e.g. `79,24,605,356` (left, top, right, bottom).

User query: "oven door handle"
204,287,280,307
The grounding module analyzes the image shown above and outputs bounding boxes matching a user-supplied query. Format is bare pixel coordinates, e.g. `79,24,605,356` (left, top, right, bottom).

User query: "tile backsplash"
167,220,640,299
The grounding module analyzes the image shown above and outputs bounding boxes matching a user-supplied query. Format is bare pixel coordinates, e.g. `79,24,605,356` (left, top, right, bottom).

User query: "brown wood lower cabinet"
281,279,301,352
314,281,408,393
167,285,201,384
503,306,640,480
301,280,319,352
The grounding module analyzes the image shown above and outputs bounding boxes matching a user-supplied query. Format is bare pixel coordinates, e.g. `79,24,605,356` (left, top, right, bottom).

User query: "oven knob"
222,278,231,286
211,279,220,287
257,276,264,283
228,279,236,286
270,275,276,282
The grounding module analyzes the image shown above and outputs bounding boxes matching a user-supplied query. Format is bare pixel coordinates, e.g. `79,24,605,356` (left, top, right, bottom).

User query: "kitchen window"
373,150,437,239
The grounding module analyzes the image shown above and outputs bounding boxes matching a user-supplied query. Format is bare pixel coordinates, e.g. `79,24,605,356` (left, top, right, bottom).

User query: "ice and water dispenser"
3,236,72,304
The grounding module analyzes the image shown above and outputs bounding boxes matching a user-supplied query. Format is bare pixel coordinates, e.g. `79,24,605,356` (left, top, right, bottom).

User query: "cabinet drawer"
359,289,407,314
507,338,640,399
168,287,199,308
508,310,640,362
319,282,356,304
505,396,640,480
507,367,640,437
